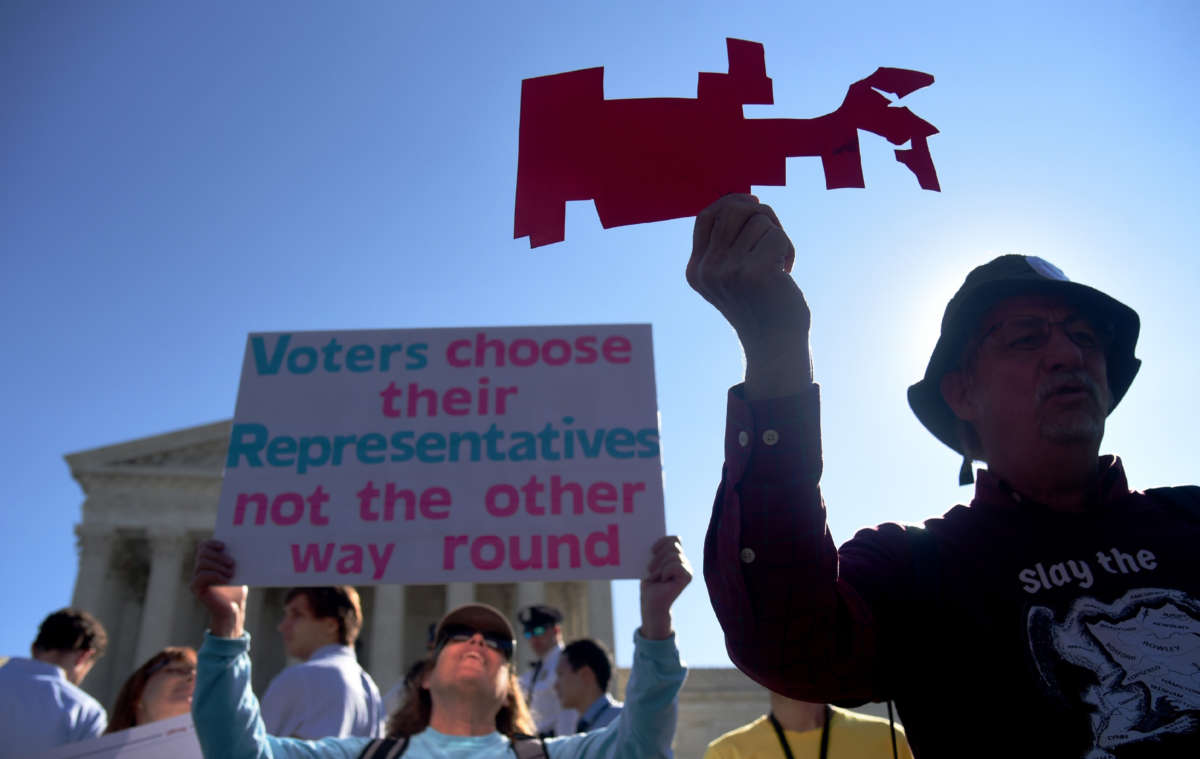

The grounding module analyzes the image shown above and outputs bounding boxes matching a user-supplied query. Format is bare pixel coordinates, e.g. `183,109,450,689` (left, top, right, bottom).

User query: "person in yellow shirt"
704,691,914,759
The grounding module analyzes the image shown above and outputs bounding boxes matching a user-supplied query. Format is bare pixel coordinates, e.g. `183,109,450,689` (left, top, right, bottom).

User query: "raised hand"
640,535,693,640
686,194,813,398
190,539,248,638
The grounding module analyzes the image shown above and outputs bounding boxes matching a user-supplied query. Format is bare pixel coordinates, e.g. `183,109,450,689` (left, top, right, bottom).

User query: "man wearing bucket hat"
188,535,690,758
687,194,1199,757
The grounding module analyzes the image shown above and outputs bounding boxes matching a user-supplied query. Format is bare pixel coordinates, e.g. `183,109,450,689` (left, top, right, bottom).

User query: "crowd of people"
3,195,1197,757
0,533,693,759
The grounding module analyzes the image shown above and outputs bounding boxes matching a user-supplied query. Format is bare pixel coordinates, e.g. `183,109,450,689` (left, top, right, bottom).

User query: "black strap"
528,660,543,693
768,705,830,759
510,733,549,759
357,736,409,759
886,700,897,759
358,734,547,759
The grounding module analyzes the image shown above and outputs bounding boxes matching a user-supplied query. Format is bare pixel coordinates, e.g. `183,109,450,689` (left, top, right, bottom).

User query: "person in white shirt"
261,586,384,739
0,608,108,757
517,604,577,737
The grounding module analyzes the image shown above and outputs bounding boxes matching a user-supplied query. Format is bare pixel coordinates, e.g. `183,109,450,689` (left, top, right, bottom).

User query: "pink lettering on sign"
357,481,452,521
379,379,518,417
290,542,395,580
483,476,647,517
445,333,632,368
233,486,332,526
441,524,621,571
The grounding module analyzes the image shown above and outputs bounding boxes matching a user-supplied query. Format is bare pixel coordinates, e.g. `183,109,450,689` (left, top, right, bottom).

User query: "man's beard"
1035,369,1109,444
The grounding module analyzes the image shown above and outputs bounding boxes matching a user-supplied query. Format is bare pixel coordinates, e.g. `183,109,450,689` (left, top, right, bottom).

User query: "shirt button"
762,429,779,445
740,547,756,564
737,431,749,447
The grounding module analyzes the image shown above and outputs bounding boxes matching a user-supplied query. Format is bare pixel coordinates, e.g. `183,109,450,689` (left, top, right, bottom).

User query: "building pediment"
65,420,231,494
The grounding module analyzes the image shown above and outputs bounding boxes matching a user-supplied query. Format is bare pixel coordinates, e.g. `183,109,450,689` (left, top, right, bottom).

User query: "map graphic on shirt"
1028,588,1200,758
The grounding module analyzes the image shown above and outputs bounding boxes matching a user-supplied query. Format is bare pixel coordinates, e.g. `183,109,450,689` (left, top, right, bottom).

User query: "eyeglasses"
145,659,196,680
981,315,1113,354
438,624,514,660
522,625,547,639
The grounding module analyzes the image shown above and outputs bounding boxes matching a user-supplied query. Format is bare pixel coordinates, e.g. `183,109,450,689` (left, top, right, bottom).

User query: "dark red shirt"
705,384,1200,757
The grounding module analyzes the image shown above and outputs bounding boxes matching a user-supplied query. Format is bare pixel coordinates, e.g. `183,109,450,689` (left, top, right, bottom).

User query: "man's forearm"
742,337,814,400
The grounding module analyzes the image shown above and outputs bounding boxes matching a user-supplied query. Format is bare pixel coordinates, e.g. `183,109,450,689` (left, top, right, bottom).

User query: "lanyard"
768,705,831,759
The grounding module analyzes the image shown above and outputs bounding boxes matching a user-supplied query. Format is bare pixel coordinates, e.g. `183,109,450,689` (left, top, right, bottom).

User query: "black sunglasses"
438,624,514,660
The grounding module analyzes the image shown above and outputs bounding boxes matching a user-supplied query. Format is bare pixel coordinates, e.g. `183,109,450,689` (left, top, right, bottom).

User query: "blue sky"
3,1,1198,672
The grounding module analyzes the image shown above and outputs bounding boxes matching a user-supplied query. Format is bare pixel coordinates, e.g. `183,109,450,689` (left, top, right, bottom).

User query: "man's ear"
580,666,598,690
940,369,977,422
74,648,96,668
321,616,340,643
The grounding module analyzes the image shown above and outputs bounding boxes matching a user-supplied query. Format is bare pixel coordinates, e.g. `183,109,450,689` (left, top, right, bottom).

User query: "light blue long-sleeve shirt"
193,630,684,759
0,657,107,758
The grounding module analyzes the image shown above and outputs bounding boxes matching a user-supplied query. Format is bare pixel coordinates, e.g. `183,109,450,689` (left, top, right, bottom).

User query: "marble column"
134,529,188,664
586,580,614,654
71,525,120,699
444,582,474,611
71,524,116,624
515,581,545,614
370,585,406,690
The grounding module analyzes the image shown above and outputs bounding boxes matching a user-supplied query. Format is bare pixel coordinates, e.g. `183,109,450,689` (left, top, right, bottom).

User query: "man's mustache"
1035,370,1105,407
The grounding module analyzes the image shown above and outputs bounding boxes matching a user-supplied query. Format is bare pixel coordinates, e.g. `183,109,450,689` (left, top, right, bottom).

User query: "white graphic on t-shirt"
1028,588,1200,758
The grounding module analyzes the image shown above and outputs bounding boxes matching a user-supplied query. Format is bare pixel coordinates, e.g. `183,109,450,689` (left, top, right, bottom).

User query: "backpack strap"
357,736,409,759
510,732,550,759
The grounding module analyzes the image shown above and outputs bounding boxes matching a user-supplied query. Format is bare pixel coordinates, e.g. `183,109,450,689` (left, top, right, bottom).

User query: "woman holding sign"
189,536,689,759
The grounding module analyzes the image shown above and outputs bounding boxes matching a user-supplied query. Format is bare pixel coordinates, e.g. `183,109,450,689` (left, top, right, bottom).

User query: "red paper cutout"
514,38,940,247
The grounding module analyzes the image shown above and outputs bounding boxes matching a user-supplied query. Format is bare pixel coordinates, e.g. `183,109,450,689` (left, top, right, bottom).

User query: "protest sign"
38,714,200,759
214,324,664,586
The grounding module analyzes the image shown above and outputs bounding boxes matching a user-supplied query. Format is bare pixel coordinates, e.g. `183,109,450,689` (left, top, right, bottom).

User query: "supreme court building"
65,420,775,757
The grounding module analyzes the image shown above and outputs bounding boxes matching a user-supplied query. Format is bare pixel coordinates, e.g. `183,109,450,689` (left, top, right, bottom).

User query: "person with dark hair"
189,535,690,758
261,586,383,739
554,639,621,733
688,194,1200,757
106,647,197,733
0,608,108,755
516,603,576,736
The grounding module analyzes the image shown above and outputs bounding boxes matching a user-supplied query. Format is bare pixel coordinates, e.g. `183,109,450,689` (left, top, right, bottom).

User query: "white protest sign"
215,324,665,585
38,714,201,759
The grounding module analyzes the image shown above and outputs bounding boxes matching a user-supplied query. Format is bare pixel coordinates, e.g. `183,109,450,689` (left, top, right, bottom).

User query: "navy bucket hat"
906,254,1141,481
